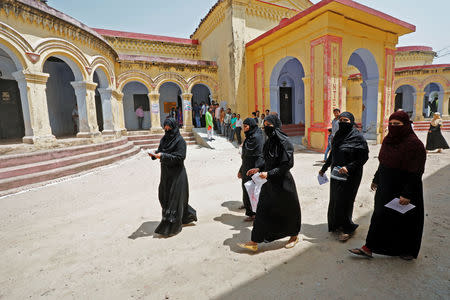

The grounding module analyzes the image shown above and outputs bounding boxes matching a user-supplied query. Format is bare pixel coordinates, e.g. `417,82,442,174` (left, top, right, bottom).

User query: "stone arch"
0,22,32,69
90,56,115,87
420,75,450,90
154,72,188,94
394,84,416,118
187,75,218,99
394,77,421,92
36,38,89,81
117,71,154,92
269,56,306,125
423,81,445,117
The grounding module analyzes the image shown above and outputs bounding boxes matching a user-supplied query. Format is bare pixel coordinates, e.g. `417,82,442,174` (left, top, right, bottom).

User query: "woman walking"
238,115,301,252
350,111,426,260
149,118,197,236
238,118,264,221
425,112,449,153
319,112,369,242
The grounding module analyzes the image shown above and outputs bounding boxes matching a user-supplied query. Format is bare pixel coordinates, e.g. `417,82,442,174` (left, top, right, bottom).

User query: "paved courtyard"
0,132,449,299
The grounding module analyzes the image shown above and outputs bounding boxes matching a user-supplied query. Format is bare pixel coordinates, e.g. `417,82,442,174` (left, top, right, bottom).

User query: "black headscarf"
264,114,293,159
242,118,263,157
157,118,183,153
332,112,368,151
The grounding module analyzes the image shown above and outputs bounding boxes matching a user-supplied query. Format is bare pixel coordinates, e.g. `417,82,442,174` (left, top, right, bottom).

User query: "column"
12,70,56,145
341,75,348,112
97,88,114,134
443,91,450,118
70,81,101,138
148,92,163,133
182,93,193,131
112,90,126,135
413,91,426,121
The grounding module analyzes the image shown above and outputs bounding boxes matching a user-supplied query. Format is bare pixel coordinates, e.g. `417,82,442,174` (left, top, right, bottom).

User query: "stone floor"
0,132,449,299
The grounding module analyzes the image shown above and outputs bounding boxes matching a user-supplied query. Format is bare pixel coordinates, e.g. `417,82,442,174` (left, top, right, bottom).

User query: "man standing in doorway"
201,102,207,127
206,106,214,141
136,105,144,130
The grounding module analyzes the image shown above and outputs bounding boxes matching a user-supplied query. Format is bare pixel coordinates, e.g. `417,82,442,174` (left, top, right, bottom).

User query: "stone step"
0,142,135,180
0,146,140,193
0,138,129,169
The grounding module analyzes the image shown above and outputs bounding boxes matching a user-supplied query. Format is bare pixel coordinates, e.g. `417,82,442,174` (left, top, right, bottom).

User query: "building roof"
247,0,416,48
396,46,434,52
94,28,199,45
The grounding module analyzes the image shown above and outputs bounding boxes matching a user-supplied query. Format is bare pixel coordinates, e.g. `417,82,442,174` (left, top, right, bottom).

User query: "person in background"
205,106,214,141
323,128,333,161
136,105,144,130
193,103,201,128
319,112,369,242
235,114,243,145
349,110,426,260
169,107,176,119
259,113,265,129
148,118,197,237
265,109,270,116
215,103,222,134
220,107,225,136
425,112,449,153
230,113,237,142
252,112,258,123
224,108,232,139
177,106,183,127
200,102,207,127
321,108,341,163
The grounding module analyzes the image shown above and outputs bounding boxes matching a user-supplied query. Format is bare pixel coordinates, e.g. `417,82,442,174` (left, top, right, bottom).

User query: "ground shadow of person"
128,221,160,240
221,201,244,213
214,213,288,254
301,223,331,244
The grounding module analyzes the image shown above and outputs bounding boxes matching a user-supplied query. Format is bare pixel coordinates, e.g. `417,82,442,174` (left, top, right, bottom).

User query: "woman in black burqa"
149,118,197,236
238,114,301,252
425,112,449,153
350,110,426,260
238,118,265,221
319,112,369,242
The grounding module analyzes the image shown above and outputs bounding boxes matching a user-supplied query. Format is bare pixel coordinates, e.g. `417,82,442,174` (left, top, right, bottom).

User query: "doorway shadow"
128,221,159,240
221,201,244,213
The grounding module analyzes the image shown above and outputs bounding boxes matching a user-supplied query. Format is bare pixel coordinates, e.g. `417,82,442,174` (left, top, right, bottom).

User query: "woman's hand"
338,166,349,175
319,170,325,177
259,172,268,179
154,153,162,159
237,172,242,179
246,168,259,176
371,182,378,191
399,196,411,205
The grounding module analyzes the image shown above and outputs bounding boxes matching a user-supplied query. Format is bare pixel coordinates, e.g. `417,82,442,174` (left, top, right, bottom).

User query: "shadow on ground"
221,201,245,213
213,164,450,300
128,221,160,240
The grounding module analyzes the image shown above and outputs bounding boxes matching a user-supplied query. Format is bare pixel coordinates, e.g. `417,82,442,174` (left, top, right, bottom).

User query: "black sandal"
349,248,373,258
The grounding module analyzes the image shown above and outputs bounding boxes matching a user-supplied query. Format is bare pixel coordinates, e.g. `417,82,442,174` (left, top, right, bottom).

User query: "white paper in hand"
384,198,415,214
251,173,267,185
147,149,156,157
317,174,329,185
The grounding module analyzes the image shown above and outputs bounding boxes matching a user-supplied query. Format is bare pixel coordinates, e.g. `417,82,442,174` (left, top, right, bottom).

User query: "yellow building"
0,0,447,152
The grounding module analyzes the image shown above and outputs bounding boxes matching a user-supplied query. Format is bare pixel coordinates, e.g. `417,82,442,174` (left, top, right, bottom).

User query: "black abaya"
251,115,301,243
425,124,449,150
153,119,197,236
240,118,264,217
365,164,424,258
320,112,369,234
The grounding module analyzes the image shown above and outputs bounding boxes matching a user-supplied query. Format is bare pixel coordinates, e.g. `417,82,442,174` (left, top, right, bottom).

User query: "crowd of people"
146,104,448,261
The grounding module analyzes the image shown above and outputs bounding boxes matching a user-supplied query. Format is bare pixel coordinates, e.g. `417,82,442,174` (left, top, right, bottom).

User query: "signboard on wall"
164,102,177,113
151,103,159,114
184,100,192,111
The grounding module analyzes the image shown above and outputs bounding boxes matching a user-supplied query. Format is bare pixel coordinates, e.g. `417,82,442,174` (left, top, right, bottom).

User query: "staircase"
281,124,305,136
127,131,197,150
413,120,450,132
0,138,139,194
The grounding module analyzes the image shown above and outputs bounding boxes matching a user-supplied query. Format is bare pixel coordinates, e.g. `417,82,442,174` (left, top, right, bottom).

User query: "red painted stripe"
246,0,415,48
93,28,199,45
396,46,433,52
395,64,450,72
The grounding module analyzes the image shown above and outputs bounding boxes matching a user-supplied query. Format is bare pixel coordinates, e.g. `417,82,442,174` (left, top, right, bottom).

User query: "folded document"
384,198,415,214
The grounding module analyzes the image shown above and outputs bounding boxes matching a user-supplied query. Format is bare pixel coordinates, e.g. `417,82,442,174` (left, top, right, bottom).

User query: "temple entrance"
279,87,292,124
122,81,150,131
269,57,305,125
0,79,24,140
423,82,443,118
347,48,379,140
159,82,182,127
394,85,416,119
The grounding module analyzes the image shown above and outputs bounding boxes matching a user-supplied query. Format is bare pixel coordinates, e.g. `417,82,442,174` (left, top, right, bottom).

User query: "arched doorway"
269,57,305,125
0,46,25,142
191,84,211,128
423,82,443,118
394,85,416,119
92,70,107,132
122,81,150,131
347,48,379,140
159,82,182,127
43,56,80,137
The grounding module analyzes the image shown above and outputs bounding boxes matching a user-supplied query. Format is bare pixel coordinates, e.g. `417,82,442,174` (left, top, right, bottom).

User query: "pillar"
413,91,426,121
97,88,114,134
112,90,126,135
443,91,450,118
70,81,101,138
182,93,193,131
12,70,56,145
148,92,163,133
340,75,348,112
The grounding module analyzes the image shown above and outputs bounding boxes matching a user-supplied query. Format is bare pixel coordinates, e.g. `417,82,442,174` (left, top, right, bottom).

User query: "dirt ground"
0,132,449,300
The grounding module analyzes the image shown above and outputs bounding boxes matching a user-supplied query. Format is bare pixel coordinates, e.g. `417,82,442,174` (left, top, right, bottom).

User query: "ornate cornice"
246,0,298,21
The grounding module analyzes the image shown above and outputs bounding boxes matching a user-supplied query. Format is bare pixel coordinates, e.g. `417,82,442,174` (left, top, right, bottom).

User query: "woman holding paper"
319,112,369,242
238,118,264,221
149,118,197,236
350,110,426,260
238,114,301,252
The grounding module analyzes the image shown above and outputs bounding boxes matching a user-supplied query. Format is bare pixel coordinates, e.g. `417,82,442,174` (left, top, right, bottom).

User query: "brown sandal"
349,248,373,258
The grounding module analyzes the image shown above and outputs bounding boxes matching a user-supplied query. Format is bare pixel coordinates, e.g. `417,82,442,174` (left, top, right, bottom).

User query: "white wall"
123,82,150,130
44,61,77,137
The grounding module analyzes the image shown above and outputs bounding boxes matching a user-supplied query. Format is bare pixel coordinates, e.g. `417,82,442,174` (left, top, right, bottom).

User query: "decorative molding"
25,52,40,63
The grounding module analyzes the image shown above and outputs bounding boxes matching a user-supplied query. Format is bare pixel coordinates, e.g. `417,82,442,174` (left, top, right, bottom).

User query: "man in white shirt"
200,102,207,127
235,114,243,144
